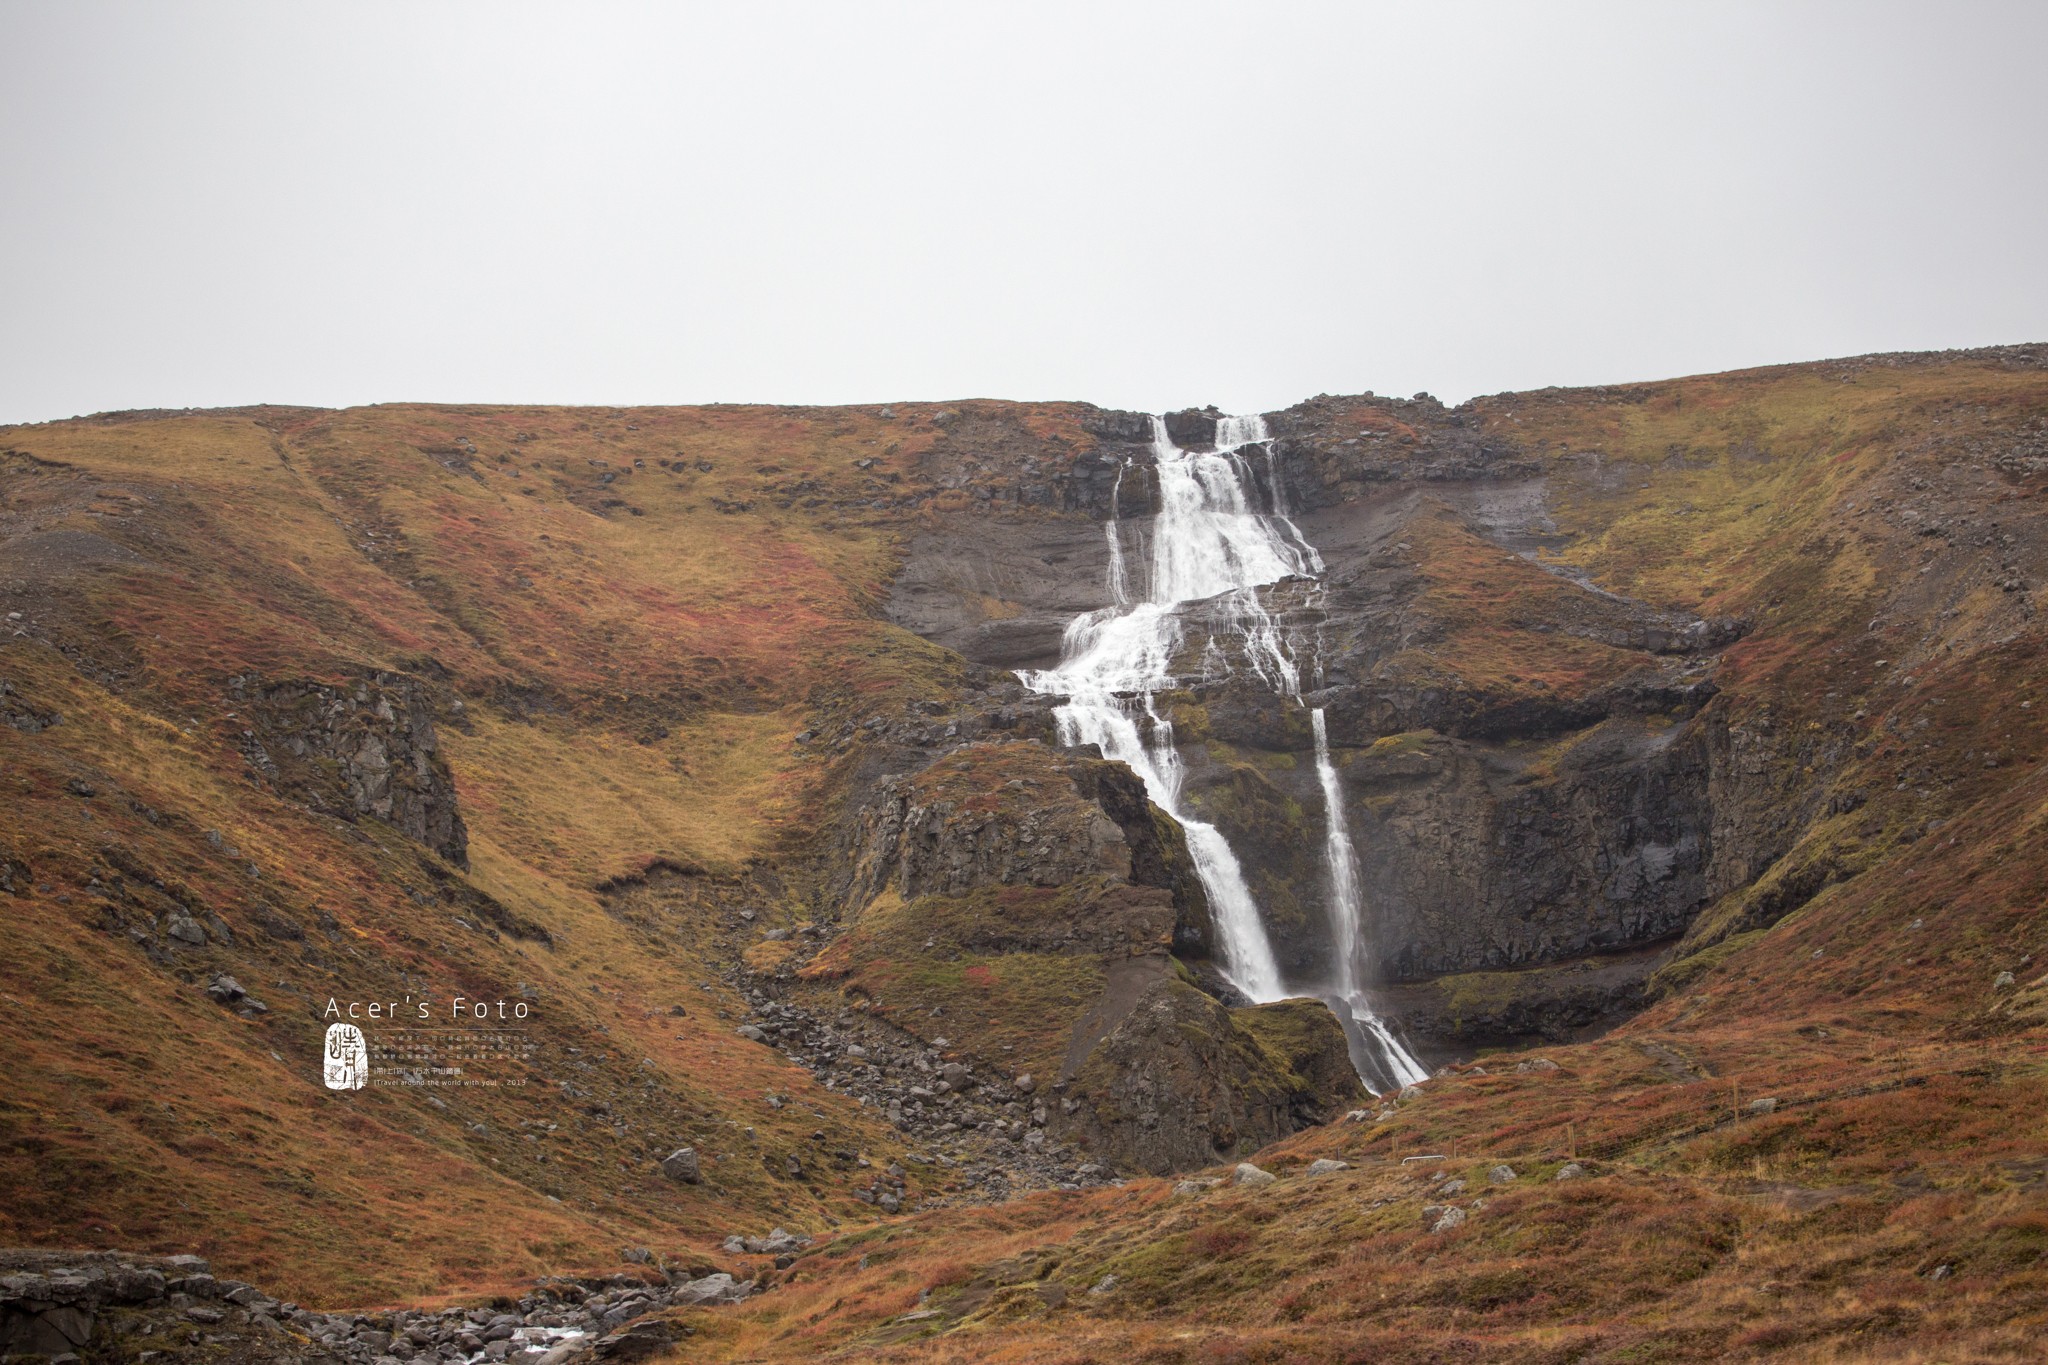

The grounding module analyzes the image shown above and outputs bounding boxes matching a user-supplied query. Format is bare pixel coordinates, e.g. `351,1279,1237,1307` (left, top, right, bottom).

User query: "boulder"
668,1274,747,1307
591,1315,688,1361
732,1228,807,1256
1062,980,1356,1175
660,1147,701,1183
1233,1163,1276,1188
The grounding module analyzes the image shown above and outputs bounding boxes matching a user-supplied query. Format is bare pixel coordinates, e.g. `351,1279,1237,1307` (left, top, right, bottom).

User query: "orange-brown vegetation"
3,353,2046,1359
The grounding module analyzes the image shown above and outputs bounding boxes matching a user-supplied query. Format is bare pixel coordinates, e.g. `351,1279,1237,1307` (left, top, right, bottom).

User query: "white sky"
3,1,2045,425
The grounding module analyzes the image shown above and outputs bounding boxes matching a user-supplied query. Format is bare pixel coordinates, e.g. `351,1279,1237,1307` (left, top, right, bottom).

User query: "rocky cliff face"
882,347,2048,1057
3,356,2043,1311
807,735,1365,1172
238,669,469,865
841,746,1203,924
1060,981,1362,1175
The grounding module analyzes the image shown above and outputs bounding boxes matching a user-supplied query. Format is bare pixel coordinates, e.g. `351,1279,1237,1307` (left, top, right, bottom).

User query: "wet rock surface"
0,1250,747,1363
1377,944,1669,1052
878,379,2006,1052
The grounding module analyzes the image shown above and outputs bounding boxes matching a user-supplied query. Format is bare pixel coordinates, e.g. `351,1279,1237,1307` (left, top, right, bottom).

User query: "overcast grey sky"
3,1,2044,425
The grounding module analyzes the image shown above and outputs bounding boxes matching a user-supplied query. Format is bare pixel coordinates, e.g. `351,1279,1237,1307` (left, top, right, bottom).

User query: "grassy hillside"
0,400,1088,1302
3,351,2045,1358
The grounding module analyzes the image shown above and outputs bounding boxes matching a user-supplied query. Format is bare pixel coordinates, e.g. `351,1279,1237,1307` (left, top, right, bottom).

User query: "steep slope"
0,401,1018,1301
691,349,2048,1362
2,347,2045,1362
889,347,2048,1056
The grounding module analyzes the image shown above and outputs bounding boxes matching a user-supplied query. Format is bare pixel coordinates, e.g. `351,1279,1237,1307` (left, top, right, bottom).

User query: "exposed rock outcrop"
1376,944,1667,1050
0,1249,744,1364
237,669,469,865
806,734,1375,1171
878,386,1867,1051
840,742,1209,937
1059,980,1361,1174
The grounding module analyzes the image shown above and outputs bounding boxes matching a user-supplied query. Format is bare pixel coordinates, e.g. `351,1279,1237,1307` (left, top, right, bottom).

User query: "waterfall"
1312,708,1430,1091
1104,460,1131,606
1020,414,1425,1092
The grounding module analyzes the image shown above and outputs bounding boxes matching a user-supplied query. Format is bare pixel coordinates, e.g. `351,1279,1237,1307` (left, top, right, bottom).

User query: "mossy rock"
1232,997,1368,1113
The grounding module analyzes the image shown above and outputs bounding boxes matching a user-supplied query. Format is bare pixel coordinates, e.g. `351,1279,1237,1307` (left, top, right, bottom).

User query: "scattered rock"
669,1273,748,1307
1425,1204,1467,1233
1306,1158,1351,1175
1747,1097,1779,1115
728,1228,808,1257
1488,1164,1517,1185
0,1249,739,1362
1555,1162,1586,1181
1233,1162,1277,1188
660,1148,700,1183
591,1315,688,1360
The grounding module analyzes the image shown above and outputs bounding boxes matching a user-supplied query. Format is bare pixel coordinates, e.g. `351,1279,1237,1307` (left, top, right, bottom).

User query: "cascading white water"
1021,417,1294,999
1312,708,1430,1091
1104,460,1131,606
1020,414,1425,1091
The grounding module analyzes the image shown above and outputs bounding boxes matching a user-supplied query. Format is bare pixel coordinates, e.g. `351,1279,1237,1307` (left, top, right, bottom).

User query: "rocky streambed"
0,1251,751,1364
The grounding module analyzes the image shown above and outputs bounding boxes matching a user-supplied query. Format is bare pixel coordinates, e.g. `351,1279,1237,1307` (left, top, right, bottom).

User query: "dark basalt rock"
0,1249,740,1363
836,739,1207,936
1059,980,1358,1174
1080,408,1154,446
1162,408,1221,450
879,393,1826,1054
236,669,469,865
1376,944,1669,1053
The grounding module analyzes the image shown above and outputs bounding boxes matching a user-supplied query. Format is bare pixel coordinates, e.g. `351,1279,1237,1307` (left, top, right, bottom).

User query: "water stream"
1019,415,1425,1092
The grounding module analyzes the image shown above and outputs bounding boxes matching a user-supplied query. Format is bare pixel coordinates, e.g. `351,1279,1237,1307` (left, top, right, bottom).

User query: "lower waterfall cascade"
1019,414,1427,1093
